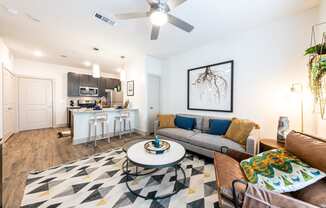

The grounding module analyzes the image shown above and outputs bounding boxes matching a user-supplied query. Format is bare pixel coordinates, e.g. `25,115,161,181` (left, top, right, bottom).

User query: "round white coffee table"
125,140,186,200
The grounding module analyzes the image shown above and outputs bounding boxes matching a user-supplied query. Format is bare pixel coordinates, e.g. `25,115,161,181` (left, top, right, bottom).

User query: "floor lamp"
290,83,304,132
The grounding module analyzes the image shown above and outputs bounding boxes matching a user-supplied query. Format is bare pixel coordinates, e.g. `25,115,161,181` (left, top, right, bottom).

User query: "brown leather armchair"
214,131,326,208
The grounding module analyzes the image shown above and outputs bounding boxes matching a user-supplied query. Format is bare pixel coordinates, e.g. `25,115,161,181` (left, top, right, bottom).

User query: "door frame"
147,74,161,134
17,75,55,131
2,65,17,142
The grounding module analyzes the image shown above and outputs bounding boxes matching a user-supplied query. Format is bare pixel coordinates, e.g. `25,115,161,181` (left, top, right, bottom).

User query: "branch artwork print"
192,66,228,104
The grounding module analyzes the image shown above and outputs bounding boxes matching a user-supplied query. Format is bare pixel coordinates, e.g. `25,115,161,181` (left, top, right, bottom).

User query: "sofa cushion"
158,114,175,129
225,118,259,147
286,131,326,173
177,114,203,130
189,133,245,152
175,115,196,130
156,128,198,142
292,179,326,207
202,116,232,133
209,119,231,135
240,149,326,193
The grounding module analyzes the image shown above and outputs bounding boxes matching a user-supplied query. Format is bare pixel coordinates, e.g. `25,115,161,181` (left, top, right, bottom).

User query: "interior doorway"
147,74,160,134
19,77,53,131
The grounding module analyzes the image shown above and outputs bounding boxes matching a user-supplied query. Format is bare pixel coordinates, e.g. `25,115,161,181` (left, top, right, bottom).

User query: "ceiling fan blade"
115,12,150,20
151,26,160,40
168,14,194,32
168,0,187,9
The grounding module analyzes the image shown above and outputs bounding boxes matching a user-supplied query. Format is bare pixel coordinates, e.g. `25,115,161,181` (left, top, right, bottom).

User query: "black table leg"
125,163,186,200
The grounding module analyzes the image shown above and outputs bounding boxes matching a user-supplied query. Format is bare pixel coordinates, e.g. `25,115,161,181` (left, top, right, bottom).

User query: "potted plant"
305,36,326,119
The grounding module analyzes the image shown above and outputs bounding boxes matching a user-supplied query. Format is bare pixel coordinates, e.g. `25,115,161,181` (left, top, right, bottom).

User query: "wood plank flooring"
3,128,146,208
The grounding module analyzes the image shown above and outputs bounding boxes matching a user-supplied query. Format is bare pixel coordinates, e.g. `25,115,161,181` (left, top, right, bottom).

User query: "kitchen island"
70,108,139,144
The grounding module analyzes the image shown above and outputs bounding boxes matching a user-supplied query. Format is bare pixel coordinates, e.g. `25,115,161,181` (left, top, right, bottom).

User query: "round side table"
259,139,285,153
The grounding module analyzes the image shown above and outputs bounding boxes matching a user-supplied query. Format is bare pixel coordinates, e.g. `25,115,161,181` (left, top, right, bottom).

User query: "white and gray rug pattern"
21,148,219,208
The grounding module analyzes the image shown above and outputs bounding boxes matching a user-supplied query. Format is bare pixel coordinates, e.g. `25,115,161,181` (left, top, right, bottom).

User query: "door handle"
7,107,12,110
150,107,154,110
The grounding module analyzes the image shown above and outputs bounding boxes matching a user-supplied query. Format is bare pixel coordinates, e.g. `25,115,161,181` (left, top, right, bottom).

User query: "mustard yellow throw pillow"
225,118,260,147
158,114,175,129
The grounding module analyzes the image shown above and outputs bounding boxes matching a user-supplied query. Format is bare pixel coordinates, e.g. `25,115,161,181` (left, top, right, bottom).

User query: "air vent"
94,13,116,26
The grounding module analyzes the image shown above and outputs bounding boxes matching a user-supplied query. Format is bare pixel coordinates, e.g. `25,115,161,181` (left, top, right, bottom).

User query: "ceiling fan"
114,0,194,40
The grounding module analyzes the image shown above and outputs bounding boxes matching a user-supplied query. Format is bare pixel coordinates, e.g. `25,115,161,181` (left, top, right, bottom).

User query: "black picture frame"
187,60,234,112
127,80,134,96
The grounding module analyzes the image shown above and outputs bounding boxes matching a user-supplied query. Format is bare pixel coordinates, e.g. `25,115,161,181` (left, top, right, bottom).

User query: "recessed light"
33,50,44,57
83,61,91,67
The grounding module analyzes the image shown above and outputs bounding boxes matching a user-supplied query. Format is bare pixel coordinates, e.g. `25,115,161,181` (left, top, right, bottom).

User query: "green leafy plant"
305,43,326,55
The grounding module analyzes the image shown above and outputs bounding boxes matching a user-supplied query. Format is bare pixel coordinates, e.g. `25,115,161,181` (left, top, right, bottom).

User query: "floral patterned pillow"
240,149,325,193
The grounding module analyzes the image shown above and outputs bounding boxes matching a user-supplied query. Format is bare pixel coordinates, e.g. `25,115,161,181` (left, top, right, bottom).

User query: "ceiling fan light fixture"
150,10,167,26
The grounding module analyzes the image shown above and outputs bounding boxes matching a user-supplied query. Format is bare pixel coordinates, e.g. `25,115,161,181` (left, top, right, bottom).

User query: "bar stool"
113,110,132,139
88,112,110,147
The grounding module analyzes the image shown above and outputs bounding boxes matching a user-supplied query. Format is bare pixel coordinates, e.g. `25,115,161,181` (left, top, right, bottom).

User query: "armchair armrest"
246,129,260,155
221,147,253,162
154,120,159,136
246,136,257,155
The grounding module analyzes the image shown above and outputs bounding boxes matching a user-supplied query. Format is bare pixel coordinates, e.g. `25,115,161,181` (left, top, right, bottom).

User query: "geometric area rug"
21,148,219,208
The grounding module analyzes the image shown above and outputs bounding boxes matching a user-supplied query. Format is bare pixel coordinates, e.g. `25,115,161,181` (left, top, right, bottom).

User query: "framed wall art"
127,80,134,96
187,60,234,112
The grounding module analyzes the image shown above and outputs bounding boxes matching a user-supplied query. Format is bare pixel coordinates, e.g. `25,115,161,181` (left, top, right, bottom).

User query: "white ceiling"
0,0,319,74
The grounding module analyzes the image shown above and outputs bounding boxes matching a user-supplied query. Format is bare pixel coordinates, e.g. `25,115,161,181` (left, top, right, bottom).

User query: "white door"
147,75,160,134
19,78,53,131
3,69,17,140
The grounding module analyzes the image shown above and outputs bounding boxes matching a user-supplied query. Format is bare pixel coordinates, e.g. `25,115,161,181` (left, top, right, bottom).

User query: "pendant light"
92,64,100,78
120,56,126,81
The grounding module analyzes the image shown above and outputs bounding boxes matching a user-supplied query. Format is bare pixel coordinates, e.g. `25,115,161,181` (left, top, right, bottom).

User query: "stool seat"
114,110,132,139
88,113,110,147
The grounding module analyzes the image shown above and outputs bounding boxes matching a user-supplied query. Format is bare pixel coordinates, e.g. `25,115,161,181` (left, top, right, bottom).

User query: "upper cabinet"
80,74,99,88
67,72,120,97
67,72,80,97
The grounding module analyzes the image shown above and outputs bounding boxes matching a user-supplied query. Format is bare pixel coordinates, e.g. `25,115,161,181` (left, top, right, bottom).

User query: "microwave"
79,86,99,97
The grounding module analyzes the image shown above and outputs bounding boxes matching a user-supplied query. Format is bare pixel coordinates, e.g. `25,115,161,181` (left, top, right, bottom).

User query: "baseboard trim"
54,123,68,128
135,128,149,136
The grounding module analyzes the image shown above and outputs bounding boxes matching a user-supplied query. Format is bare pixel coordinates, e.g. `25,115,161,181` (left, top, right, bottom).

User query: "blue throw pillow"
209,119,231,135
175,115,196,130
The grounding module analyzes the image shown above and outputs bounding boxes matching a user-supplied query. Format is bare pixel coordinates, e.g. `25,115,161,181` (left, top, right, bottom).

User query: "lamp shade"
92,64,100,78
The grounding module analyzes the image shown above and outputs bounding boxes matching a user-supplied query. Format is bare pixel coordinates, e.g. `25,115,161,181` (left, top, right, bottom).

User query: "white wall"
123,55,147,133
316,0,326,138
121,55,163,134
161,8,319,138
14,59,119,127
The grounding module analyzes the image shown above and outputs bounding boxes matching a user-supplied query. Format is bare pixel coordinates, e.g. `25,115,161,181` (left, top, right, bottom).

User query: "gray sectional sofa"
154,114,258,158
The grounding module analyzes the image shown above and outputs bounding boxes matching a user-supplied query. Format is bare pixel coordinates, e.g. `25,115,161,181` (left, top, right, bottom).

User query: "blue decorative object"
154,135,161,148
175,115,196,130
208,119,231,135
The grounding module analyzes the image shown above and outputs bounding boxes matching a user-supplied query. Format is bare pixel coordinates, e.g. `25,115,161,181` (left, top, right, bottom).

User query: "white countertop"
70,108,138,114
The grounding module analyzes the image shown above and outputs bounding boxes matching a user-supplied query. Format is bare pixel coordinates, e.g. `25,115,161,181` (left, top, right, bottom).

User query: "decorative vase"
154,135,161,148
277,116,290,143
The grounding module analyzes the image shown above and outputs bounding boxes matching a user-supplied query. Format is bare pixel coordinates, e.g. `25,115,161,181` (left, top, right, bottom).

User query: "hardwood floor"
3,128,146,208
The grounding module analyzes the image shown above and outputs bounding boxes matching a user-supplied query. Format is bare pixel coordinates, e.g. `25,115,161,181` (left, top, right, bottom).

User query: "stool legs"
119,120,122,139
88,123,92,144
94,124,97,147
114,120,116,137
129,119,132,136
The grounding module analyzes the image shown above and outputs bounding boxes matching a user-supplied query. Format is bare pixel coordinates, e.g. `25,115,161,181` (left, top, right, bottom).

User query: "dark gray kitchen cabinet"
112,79,121,89
99,78,107,97
67,72,80,97
80,74,99,88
